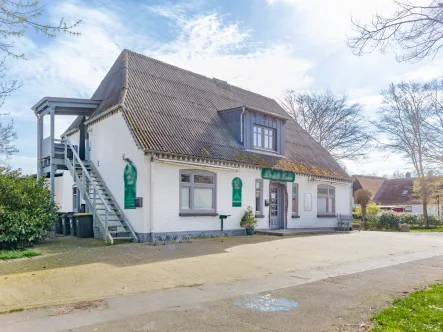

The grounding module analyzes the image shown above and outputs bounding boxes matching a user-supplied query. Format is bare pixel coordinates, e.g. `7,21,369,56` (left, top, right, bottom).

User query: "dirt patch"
49,300,106,316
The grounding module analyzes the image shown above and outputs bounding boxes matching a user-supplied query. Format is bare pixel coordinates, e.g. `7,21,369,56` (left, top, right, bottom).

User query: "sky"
2,0,442,176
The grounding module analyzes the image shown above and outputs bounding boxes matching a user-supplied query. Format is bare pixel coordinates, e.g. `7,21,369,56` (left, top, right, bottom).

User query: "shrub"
400,213,419,227
0,168,58,250
240,206,258,229
354,202,380,220
367,202,381,215
378,210,401,230
427,215,441,227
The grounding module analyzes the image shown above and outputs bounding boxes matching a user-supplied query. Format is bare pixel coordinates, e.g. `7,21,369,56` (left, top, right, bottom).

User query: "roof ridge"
124,49,279,104
352,174,386,179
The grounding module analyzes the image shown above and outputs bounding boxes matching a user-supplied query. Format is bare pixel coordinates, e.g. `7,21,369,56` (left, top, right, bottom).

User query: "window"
253,125,276,151
405,206,412,212
255,179,263,216
402,189,409,195
317,185,335,215
180,170,216,215
292,184,299,217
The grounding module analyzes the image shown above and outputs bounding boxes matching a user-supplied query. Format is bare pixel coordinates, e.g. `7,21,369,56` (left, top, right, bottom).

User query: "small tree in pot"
240,206,258,235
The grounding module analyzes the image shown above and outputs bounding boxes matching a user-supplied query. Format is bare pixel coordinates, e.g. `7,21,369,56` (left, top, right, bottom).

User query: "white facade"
54,111,353,240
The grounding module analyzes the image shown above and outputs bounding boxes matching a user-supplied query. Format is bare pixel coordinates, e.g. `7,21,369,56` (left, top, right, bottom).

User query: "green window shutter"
232,177,242,207
124,162,137,209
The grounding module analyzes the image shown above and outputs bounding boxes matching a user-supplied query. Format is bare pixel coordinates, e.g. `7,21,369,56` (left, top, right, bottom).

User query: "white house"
353,174,442,216
33,50,352,243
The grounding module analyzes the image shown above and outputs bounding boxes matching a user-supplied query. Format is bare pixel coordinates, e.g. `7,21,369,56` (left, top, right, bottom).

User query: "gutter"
84,104,121,125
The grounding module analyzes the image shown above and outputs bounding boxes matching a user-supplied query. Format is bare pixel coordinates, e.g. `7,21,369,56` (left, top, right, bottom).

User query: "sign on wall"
124,162,137,209
261,168,295,182
232,177,243,207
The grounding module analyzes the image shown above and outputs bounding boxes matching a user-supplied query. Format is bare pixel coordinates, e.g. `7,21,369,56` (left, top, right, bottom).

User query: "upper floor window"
180,170,217,215
253,125,276,151
317,185,335,215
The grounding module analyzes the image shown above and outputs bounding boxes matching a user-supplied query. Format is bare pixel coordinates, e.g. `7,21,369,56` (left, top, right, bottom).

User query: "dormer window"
253,125,276,151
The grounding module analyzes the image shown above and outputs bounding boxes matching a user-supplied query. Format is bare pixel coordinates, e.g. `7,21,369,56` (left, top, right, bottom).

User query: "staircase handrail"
64,137,113,214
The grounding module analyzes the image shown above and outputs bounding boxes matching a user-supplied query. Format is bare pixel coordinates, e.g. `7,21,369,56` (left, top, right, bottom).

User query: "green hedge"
361,211,441,231
0,168,58,250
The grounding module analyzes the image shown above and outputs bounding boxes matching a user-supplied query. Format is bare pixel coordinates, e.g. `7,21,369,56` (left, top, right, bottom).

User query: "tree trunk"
362,205,367,222
423,201,429,228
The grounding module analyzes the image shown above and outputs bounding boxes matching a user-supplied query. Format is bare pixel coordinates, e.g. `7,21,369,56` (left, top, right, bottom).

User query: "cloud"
142,7,314,97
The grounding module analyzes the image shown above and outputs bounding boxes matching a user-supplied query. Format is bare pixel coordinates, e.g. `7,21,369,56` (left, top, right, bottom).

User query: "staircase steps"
64,140,138,244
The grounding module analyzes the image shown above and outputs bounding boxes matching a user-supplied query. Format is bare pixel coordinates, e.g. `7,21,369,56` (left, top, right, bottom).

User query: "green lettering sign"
124,162,137,209
261,168,295,182
232,177,242,207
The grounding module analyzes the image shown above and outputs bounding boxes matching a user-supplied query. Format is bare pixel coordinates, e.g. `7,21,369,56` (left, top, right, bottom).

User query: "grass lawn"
410,228,443,233
372,284,443,331
0,249,41,260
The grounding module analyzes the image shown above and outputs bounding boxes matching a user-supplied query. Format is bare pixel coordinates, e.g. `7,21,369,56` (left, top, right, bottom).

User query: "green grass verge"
410,228,443,233
372,284,443,331
0,249,41,260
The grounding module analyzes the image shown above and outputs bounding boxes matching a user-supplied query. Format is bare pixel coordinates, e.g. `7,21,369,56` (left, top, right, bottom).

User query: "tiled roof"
67,50,349,179
352,175,386,199
372,179,420,205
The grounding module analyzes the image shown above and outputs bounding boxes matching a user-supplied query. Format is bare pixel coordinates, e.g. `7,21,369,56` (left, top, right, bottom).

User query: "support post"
36,115,43,180
50,107,55,202
49,107,55,239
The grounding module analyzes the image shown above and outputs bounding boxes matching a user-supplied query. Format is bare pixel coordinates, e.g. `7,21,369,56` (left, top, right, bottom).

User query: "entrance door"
270,184,284,229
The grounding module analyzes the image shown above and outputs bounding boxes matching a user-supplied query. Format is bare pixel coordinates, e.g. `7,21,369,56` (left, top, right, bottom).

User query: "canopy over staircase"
32,97,138,244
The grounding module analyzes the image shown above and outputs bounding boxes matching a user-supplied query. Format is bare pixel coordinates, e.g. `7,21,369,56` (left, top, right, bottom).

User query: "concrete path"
2,243,443,331
2,232,443,313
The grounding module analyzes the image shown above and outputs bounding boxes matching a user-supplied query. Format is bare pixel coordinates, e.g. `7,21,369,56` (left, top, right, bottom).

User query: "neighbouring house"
33,50,353,243
352,174,442,216
352,175,385,205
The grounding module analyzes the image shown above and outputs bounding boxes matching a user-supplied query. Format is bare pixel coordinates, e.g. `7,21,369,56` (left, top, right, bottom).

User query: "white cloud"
2,1,130,173
7,155,36,174
142,8,314,98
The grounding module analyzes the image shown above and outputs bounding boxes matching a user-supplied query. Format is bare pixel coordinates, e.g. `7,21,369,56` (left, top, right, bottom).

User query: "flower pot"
245,228,255,236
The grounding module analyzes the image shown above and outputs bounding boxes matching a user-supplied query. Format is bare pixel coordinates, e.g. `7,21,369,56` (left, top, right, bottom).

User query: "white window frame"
179,170,217,216
253,125,276,151
317,185,335,216
292,183,299,217
255,179,263,217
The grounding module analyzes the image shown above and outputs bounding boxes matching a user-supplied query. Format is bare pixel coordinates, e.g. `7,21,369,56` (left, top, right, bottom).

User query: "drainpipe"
149,154,155,243
240,106,245,143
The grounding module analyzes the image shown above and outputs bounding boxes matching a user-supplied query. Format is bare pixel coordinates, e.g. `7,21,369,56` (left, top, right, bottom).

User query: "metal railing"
64,137,113,244
89,163,138,242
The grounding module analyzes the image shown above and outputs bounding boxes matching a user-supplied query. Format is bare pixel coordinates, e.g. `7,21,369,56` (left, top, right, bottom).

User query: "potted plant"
240,206,258,235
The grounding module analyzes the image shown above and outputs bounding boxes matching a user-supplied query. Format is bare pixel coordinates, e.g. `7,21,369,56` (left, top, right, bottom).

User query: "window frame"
292,183,299,217
179,169,217,216
317,185,335,216
255,179,264,217
253,125,276,151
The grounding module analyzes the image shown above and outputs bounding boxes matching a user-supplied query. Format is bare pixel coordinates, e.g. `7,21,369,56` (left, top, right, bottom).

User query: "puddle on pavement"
234,294,298,312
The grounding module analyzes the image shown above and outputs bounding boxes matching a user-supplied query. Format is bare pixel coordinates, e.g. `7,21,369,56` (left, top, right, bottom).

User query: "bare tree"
0,1,80,161
375,81,437,226
392,170,406,179
425,79,443,166
0,1,81,59
280,89,372,161
348,1,443,62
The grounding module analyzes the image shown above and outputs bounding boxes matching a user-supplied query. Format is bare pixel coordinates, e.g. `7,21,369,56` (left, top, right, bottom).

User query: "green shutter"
232,177,242,207
124,162,137,209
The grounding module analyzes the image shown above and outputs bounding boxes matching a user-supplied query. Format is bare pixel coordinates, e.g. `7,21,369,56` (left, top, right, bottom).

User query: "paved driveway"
2,232,443,313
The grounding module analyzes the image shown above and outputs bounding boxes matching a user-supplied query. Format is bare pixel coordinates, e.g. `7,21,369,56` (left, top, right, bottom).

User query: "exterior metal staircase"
64,137,138,244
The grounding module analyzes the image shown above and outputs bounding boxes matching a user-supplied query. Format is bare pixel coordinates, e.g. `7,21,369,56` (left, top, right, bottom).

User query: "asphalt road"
2,251,443,332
